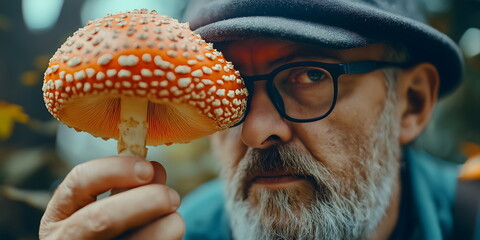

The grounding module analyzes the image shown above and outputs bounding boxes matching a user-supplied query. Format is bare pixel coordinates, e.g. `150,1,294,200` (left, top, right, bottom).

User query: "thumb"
150,161,167,185
111,161,167,196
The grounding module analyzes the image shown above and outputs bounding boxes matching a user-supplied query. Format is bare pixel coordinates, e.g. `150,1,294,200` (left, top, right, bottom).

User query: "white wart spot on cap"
212,64,222,71
191,69,203,77
74,70,86,81
141,69,152,77
92,37,103,46
159,80,169,87
118,55,139,66
138,82,148,88
167,50,177,57
86,68,95,78
214,108,224,117
67,57,82,67
212,99,221,107
187,60,197,65
154,69,165,76
201,66,212,75
216,89,225,97
54,80,63,89
97,54,113,65
233,99,242,106
166,72,176,81
142,53,152,62
196,83,204,89
83,82,92,92
154,56,171,69
107,69,117,77
50,65,59,73
205,43,214,51
66,74,73,82
208,86,217,94
201,79,214,85
122,81,132,88
159,89,169,96
178,78,192,88
196,55,204,61
174,65,191,74
132,75,141,81
118,69,132,78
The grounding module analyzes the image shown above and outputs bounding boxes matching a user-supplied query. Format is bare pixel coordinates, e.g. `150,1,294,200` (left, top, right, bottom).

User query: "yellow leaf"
20,71,40,86
35,55,51,71
459,155,480,180
459,142,480,180
0,116,14,140
461,142,480,159
0,101,30,140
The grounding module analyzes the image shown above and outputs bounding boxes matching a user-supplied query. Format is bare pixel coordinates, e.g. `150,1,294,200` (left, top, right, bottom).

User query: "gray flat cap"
184,0,464,97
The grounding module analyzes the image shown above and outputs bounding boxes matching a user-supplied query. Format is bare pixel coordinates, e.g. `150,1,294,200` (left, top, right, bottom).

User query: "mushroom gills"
58,95,218,145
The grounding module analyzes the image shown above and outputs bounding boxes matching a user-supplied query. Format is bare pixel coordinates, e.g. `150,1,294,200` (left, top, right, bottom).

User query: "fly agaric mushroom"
42,9,248,158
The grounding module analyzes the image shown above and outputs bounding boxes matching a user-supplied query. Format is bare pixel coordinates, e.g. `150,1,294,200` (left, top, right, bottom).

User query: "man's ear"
397,63,439,145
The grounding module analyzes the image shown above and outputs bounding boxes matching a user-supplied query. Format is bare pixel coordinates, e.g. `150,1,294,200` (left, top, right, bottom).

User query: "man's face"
211,38,402,239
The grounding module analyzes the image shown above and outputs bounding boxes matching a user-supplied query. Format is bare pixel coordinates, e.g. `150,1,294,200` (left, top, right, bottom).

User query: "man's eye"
294,69,327,83
306,70,325,82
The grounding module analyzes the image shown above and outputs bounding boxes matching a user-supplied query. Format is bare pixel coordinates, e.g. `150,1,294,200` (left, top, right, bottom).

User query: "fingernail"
134,160,151,182
168,188,180,210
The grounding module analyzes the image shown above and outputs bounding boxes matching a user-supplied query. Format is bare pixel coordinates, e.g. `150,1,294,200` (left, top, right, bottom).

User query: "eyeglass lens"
272,67,335,120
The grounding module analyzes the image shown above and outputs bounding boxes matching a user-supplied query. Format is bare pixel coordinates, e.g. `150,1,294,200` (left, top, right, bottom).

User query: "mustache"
237,145,328,200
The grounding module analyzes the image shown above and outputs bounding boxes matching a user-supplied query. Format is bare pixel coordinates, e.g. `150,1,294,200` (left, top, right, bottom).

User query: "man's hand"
39,156,185,240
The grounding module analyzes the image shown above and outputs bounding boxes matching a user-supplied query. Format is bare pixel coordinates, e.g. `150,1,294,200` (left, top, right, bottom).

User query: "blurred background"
0,0,478,239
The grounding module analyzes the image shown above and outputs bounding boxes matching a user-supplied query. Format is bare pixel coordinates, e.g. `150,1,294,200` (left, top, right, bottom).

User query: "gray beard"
221,90,401,240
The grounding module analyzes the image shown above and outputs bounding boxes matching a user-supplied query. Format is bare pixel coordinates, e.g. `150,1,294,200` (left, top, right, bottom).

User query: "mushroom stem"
117,96,149,158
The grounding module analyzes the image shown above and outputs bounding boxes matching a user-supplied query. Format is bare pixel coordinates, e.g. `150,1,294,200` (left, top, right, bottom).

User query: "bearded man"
39,0,464,239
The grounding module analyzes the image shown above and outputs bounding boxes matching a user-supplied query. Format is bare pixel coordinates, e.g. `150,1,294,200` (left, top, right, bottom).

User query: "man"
39,0,464,239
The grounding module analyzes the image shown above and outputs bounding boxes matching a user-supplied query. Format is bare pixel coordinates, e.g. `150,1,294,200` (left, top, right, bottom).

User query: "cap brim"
195,16,377,49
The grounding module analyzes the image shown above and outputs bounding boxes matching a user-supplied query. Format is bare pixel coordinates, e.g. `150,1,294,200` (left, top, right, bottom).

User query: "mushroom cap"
42,9,248,145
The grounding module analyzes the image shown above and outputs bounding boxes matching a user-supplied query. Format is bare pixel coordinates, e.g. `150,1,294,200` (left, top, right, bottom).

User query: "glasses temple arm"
344,61,413,74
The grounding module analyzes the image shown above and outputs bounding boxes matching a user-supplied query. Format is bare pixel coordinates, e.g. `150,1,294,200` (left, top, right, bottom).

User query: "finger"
150,161,167,184
43,156,153,223
110,161,166,196
60,184,181,240
122,213,185,240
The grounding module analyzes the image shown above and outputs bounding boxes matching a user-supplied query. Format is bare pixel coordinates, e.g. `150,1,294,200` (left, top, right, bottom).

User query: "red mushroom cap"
43,9,248,145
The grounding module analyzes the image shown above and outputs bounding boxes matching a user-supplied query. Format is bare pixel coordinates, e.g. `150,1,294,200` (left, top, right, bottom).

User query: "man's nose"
240,82,293,149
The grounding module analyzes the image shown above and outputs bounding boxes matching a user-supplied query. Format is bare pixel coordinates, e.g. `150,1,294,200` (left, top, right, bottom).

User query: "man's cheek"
220,135,248,169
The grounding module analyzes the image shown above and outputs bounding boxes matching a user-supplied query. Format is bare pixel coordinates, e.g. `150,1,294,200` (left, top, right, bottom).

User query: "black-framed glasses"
233,60,412,126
